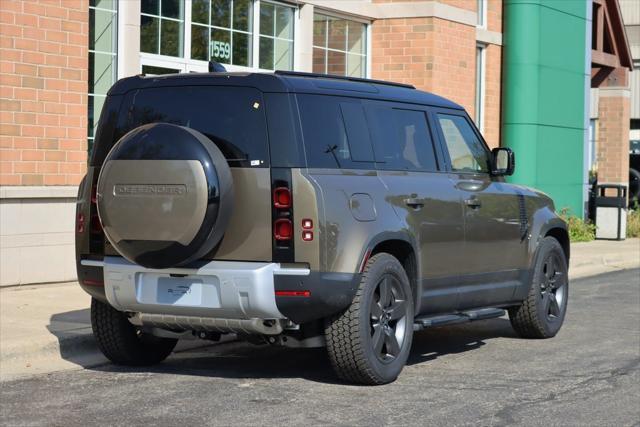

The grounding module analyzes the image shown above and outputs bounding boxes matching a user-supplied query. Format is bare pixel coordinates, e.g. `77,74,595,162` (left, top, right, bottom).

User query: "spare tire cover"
97,123,233,269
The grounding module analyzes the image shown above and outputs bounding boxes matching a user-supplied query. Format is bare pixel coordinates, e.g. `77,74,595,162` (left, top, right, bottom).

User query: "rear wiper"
325,144,341,168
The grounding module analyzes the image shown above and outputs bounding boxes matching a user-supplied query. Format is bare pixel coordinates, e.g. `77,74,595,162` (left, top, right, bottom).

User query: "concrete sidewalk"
1,239,638,381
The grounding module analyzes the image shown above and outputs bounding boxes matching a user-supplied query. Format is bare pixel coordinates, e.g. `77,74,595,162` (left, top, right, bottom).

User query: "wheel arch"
362,233,420,310
544,227,570,263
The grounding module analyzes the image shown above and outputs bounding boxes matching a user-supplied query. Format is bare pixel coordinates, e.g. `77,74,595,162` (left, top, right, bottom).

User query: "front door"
365,101,465,315
432,111,528,309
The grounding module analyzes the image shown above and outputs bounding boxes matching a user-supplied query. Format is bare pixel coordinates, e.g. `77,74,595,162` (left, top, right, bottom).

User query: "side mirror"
491,147,515,176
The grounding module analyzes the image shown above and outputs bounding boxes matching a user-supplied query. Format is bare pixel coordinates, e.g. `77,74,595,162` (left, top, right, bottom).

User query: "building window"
88,0,118,154
477,0,486,27
475,44,485,132
259,2,294,70
313,14,367,78
191,0,253,66
141,0,185,57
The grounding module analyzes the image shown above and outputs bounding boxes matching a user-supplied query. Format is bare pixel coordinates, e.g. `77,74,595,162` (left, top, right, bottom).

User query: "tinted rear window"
297,94,374,169
110,86,269,167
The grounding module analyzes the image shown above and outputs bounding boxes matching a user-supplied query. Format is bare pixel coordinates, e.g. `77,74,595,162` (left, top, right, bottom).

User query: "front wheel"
91,298,177,366
325,253,414,385
509,237,569,338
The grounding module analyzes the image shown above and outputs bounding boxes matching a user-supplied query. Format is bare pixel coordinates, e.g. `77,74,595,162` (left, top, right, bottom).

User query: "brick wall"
370,0,503,147
0,0,88,186
597,92,631,185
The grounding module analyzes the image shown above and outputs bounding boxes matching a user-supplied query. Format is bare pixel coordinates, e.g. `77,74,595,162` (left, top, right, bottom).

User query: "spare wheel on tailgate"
96,122,233,269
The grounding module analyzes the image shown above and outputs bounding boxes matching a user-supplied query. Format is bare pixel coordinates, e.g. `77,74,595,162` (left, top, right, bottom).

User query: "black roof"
108,71,464,110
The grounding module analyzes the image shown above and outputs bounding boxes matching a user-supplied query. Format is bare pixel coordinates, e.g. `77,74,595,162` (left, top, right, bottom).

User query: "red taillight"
273,187,291,209
76,213,85,233
82,279,104,286
274,218,292,240
302,231,313,241
302,219,313,229
275,290,311,297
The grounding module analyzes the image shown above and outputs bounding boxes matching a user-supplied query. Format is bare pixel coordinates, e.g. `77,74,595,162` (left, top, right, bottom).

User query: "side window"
297,94,374,168
367,105,439,172
437,114,489,173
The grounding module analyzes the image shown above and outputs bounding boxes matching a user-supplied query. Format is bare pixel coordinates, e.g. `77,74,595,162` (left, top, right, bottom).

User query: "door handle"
464,196,482,208
404,198,424,209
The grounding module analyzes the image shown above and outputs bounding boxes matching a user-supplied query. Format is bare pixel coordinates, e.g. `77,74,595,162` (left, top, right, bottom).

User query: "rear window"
109,86,270,168
297,94,374,169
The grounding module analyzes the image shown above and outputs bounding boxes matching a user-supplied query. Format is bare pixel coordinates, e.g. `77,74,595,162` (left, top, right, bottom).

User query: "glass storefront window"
88,0,117,154
258,2,294,70
141,0,185,57
191,0,253,67
313,14,366,78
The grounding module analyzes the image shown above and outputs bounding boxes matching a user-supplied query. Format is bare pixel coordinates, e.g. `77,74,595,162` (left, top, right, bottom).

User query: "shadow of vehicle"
46,309,107,368
45,313,516,385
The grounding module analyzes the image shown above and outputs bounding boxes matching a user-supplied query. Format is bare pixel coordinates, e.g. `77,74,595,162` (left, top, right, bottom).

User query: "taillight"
274,218,292,240
273,187,291,209
76,213,85,233
272,169,294,262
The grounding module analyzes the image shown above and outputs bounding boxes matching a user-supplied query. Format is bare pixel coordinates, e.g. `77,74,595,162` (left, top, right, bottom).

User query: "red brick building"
0,0,633,285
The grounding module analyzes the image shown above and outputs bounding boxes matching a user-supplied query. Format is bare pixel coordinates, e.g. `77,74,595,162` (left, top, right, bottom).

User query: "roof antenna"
208,61,226,73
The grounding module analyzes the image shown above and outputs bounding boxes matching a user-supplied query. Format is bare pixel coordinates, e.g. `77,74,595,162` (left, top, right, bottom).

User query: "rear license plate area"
135,273,221,308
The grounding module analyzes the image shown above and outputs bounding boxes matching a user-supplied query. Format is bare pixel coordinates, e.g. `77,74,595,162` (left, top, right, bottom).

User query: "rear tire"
325,253,414,385
509,237,569,339
91,298,177,366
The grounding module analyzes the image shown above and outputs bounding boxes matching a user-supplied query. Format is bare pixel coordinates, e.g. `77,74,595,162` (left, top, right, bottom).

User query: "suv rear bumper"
79,257,359,332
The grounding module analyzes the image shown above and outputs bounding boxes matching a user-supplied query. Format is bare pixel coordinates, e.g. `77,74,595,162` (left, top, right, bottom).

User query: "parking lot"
1,268,639,426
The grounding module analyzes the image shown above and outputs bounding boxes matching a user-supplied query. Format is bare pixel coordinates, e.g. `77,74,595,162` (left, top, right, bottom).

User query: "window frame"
363,99,445,173
428,108,492,176
312,11,369,78
476,0,487,28
140,0,186,57
140,0,298,74
89,1,118,153
474,43,486,133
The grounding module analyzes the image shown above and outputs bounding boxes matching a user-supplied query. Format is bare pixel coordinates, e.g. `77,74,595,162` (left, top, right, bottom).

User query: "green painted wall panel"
537,66,586,128
502,0,589,217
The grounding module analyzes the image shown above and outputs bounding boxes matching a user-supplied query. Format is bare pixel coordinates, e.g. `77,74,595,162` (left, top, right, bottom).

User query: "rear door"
364,101,466,315
431,110,528,309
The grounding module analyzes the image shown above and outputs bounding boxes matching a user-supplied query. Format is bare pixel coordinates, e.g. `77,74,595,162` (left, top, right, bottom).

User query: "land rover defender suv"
76,71,570,385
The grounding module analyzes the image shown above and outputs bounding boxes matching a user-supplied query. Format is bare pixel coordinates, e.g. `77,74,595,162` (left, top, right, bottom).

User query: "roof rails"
273,70,416,90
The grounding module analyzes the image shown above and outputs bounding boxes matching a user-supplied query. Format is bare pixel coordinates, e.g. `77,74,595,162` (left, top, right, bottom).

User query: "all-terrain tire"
325,253,414,385
509,237,569,339
91,298,177,366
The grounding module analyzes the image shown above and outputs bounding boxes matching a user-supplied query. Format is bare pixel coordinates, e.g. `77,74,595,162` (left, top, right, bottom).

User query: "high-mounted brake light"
273,187,291,209
274,218,292,240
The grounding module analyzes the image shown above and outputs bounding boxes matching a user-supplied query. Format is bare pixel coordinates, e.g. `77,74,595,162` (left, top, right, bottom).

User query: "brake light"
76,213,85,233
274,218,292,240
273,187,291,209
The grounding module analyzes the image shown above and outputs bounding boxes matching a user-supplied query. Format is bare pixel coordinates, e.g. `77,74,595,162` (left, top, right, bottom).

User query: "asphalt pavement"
1,268,639,426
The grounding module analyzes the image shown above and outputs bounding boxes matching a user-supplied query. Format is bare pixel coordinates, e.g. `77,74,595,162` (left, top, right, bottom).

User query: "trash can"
595,184,627,240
